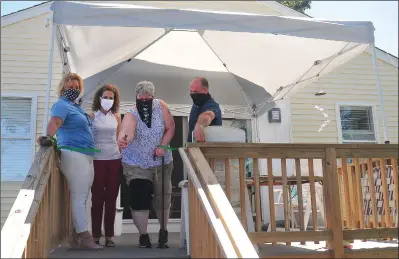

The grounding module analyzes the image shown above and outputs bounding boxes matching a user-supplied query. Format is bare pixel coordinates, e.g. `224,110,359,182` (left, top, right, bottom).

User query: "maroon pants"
91,159,121,238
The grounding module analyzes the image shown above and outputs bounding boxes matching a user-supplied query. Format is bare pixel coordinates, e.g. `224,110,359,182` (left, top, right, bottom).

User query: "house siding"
290,52,398,144
1,13,63,148
1,13,63,227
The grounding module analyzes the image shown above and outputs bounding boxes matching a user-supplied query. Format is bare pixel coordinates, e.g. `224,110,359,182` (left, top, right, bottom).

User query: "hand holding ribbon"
38,136,101,153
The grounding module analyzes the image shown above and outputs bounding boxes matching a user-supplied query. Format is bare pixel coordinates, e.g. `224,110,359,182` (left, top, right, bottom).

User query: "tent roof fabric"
51,1,375,117
52,1,374,43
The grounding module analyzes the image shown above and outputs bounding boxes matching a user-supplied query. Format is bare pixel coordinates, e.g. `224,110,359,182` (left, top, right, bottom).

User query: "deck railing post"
324,148,344,258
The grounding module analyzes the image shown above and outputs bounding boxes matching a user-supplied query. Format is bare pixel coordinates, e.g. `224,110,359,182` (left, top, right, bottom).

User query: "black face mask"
190,93,211,107
62,88,80,102
136,98,153,128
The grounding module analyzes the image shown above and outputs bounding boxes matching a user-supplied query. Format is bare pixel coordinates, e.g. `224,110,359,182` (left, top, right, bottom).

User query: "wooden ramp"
49,233,189,258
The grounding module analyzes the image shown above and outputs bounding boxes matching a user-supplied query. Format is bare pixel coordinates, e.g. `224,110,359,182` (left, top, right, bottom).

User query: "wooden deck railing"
2,143,396,258
179,148,259,258
337,158,398,229
1,146,71,258
188,143,399,259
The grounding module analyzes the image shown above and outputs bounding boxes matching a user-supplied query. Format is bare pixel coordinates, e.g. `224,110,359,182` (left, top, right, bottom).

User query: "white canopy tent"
44,1,389,143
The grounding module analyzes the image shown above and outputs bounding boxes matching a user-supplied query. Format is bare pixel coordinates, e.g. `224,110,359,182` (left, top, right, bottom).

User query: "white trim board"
365,46,398,69
1,92,38,164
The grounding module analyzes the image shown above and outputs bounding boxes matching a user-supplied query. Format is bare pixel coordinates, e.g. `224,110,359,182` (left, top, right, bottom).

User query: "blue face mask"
62,88,80,101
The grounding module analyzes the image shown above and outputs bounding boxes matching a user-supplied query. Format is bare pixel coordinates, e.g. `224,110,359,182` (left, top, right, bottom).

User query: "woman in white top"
89,84,122,247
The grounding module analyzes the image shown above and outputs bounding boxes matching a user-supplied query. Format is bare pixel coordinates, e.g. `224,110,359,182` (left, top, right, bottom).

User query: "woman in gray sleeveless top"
118,81,175,249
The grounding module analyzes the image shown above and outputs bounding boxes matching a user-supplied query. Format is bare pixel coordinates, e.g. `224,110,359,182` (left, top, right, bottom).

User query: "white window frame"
1,92,38,164
335,102,380,144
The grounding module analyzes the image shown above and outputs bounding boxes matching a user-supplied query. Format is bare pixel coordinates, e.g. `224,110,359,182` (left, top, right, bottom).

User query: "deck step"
50,233,188,258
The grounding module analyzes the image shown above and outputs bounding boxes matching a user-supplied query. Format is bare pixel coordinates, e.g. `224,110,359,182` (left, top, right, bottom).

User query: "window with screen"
1,97,35,181
338,105,377,143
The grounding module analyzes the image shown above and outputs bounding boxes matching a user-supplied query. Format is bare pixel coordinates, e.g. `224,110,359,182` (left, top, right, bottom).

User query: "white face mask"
100,98,114,111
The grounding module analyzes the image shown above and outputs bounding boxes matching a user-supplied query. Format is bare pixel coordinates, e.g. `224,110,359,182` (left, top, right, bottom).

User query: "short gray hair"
136,81,155,96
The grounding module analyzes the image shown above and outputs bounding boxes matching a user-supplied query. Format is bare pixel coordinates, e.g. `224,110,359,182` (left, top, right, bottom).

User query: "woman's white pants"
60,150,94,233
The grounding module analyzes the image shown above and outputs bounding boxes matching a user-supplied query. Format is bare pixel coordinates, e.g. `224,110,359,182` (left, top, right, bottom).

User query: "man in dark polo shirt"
188,77,222,142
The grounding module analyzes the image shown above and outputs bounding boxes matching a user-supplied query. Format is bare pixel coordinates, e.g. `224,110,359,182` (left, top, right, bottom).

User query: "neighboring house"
1,1,397,230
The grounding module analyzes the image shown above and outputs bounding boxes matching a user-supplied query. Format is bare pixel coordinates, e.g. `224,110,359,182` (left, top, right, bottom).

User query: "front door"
119,115,184,225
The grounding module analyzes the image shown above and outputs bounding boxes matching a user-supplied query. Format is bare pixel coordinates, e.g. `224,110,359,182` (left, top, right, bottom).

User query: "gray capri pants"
122,162,173,212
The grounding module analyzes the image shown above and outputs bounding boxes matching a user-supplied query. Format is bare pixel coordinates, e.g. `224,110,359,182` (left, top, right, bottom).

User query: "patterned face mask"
62,88,80,101
136,98,153,128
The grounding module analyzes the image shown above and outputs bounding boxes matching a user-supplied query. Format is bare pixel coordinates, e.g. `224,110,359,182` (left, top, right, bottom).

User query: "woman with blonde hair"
37,73,102,250
89,84,122,247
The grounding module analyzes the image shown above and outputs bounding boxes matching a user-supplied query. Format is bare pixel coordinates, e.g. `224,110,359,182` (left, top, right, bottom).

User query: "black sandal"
105,237,115,247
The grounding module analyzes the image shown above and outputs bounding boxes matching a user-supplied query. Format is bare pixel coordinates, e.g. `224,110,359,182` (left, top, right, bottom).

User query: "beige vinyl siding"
1,182,23,228
1,13,63,227
290,52,398,144
1,13,63,149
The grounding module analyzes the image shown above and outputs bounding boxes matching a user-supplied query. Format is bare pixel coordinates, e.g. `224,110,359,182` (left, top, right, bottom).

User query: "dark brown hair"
92,84,120,113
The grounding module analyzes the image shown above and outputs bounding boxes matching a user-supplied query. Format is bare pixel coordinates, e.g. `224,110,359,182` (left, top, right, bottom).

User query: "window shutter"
339,105,376,142
1,97,33,181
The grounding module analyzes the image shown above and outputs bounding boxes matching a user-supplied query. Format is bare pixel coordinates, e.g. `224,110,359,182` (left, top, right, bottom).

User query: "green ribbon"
49,136,101,153
157,145,179,151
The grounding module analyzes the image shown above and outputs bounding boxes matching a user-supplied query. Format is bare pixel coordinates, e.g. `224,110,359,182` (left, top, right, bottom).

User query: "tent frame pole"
252,117,260,143
197,33,255,116
42,20,56,135
371,44,389,144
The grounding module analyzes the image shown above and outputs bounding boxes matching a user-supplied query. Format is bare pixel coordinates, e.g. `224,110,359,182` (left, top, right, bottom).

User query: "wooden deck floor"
258,240,399,257
49,232,398,258
50,233,188,258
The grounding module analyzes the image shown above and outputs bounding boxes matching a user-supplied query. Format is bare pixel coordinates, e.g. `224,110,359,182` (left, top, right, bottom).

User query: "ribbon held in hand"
49,136,101,153
156,145,178,151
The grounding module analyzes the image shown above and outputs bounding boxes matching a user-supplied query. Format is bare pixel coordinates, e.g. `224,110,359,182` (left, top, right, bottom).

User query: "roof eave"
1,1,52,27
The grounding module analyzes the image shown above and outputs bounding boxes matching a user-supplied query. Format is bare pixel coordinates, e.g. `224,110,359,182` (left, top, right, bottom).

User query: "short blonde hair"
57,73,84,98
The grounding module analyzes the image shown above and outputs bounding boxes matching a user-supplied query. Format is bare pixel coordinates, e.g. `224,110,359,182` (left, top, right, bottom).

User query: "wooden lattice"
361,165,396,217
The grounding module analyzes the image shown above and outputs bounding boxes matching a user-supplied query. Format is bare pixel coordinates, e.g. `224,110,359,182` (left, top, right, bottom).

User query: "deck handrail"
1,146,71,258
179,148,259,258
188,142,399,259
188,142,398,159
